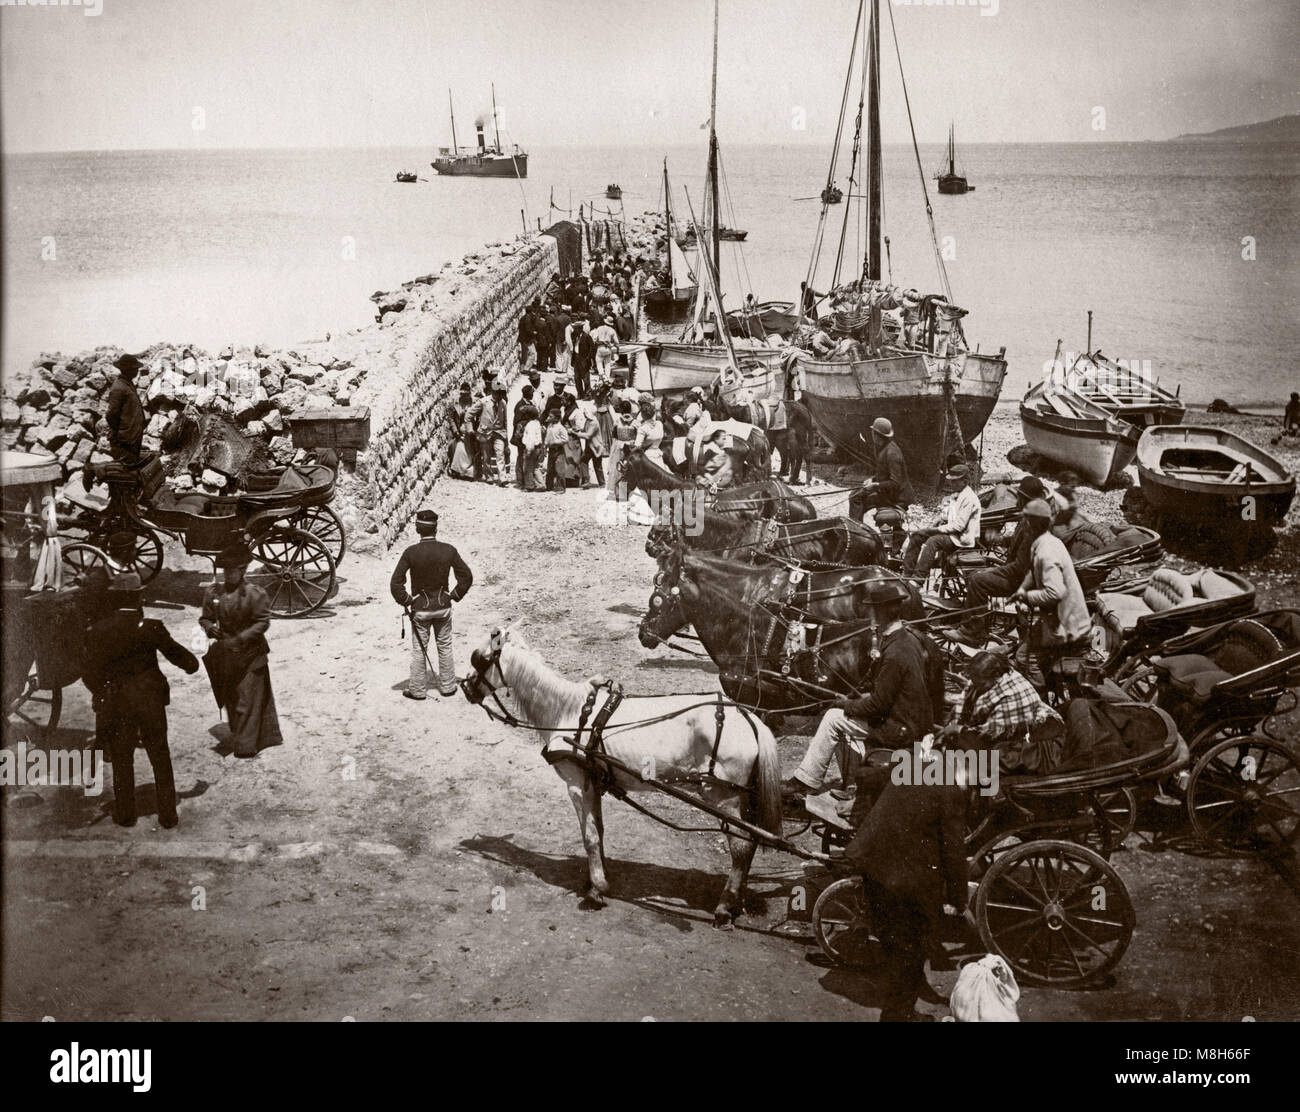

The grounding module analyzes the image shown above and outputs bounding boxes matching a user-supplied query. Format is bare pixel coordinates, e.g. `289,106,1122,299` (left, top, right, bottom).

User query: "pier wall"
361,236,559,547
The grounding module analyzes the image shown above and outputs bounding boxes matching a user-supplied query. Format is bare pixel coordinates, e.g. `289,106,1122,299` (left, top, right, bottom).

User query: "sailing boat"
792,0,1006,491
643,160,698,324
641,0,783,398
935,123,972,195
431,85,528,179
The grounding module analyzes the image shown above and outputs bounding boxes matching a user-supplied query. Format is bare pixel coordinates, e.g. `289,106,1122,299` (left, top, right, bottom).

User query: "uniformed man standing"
105,353,147,464
390,510,473,700
82,573,199,828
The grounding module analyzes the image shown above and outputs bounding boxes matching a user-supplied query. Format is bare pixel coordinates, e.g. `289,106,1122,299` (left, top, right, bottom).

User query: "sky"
1,0,1296,152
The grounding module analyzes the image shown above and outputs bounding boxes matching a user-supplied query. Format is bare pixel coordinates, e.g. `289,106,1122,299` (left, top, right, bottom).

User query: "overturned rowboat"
1136,424,1295,531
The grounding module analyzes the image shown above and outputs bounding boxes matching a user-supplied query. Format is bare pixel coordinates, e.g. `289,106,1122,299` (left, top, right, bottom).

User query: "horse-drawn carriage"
60,454,339,617
2,451,87,738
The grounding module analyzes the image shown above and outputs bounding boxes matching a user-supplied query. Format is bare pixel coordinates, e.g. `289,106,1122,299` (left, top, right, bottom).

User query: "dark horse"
717,394,815,486
639,546,925,712
619,449,818,524
646,508,883,570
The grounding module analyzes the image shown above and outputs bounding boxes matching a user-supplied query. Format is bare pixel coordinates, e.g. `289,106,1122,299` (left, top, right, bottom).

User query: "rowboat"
1047,341,1185,429
1136,425,1295,529
1020,382,1141,487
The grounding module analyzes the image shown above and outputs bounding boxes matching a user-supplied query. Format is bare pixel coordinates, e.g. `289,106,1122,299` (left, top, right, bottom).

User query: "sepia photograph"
1,0,1296,1061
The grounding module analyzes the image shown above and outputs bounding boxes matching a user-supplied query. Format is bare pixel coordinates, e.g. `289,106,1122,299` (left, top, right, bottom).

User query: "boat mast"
708,0,721,302
448,89,459,155
866,0,882,282
948,123,956,177
663,158,673,288
491,83,502,151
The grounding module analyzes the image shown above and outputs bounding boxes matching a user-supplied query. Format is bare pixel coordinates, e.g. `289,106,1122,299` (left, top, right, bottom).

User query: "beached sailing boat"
641,0,783,398
643,160,698,324
790,0,1007,490
935,123,972,194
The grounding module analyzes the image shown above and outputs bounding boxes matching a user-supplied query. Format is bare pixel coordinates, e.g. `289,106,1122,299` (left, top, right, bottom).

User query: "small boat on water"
1137,425,1295,531
821,184,844,205
1020,382,1141,487
395,171,418,183
935,124,973,195
677,225,748,246
605,184,623,200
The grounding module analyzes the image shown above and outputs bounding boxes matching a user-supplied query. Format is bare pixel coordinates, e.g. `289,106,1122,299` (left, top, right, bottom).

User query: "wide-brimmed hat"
870,417,894,438
554,373,570,385
1016,475,1047,500
215,541,253,569
458,383,473,396
113,352,144,374
491,377,507,393
603,315,615,325
1022,499,1054,520
415,509,439,535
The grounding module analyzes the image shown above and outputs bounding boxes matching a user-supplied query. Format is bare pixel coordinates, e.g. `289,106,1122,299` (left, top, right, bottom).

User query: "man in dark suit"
839,765,969,1021
105,352,147,464
390,510,473,700
82,573,199,828
847,418,915,544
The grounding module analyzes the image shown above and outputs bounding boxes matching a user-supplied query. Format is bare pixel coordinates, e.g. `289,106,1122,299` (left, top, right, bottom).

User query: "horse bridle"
461,637,522,727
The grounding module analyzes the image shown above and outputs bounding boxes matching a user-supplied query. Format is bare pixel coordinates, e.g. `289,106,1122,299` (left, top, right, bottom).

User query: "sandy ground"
3,404,1298,1021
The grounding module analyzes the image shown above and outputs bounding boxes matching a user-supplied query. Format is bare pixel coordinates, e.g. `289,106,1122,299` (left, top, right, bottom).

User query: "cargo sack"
950,954,1020,1022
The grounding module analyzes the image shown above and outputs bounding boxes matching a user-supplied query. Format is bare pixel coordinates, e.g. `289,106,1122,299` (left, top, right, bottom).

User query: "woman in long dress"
605,402,637,500
200,543,284,758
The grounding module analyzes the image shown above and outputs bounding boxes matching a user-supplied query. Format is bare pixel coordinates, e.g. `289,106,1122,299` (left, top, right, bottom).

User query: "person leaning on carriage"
847,418,915,550
390,509,472,699
105,352,147,464
82,572,199,827
781,596,944,808
200,542,284,758
1010,499,1091,695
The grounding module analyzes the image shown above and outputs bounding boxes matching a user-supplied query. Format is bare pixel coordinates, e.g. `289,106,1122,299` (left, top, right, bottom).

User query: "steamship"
432,86,528,179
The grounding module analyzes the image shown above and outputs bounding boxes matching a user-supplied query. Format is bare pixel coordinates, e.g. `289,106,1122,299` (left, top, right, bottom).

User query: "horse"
461,627,784,928
619,449,817,524
638,547,925,712
719,395,815,486
645,507,884,570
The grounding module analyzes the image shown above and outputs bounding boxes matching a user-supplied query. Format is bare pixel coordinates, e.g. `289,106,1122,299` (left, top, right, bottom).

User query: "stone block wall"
363,236,558,547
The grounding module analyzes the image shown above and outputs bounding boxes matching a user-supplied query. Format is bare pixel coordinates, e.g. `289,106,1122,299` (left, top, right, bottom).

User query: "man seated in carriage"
939,651,1065,775
781,596,944,810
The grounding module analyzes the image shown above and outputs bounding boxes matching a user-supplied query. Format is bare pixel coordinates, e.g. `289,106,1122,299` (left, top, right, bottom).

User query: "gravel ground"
3,403,1298,1021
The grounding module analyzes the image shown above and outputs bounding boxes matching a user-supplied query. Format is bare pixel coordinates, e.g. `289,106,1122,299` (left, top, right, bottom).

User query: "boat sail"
640,0,783,398
935,123,972,194
644,159,698,323
790,0,1006,491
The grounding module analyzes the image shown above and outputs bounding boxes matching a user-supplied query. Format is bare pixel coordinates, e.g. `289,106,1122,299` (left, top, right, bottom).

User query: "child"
544,410,570,494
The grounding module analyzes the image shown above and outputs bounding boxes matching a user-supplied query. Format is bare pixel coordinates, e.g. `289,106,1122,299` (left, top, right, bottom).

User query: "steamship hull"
800,349,1007,487
431,153,528,178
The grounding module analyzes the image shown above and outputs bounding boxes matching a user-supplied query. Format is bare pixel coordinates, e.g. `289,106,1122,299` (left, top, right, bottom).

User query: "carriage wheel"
811,877,875,969
975,839,1135,988
290,505,346,566
85,526,164,585
60,542,110,587
1080,787,1138,852
1186,736,1300,856
5,665,63,741
247,527,336,618
1119,667,1161,705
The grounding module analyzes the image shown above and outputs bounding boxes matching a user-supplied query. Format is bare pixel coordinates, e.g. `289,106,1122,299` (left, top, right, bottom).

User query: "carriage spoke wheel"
289,505,346,566
811,877,875,969
975,839,1134,988
1082,787,1138,853
5,665,63,741
60,542,110,587
1186,736,1300,856
86,526,164,585
247,527,336,618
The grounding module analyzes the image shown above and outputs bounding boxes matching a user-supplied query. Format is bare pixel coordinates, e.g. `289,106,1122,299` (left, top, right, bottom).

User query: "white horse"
463,627,784,928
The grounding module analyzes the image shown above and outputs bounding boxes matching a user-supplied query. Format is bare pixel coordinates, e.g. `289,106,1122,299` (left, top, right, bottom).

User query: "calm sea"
3,141,1297,406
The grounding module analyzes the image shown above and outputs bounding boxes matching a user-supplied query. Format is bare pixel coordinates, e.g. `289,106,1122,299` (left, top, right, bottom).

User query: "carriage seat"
1152,618,1285,703
1095,568,1242,635
873,506,905,530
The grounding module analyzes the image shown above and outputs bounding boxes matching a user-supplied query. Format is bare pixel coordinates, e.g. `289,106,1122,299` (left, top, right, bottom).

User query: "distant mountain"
1171,114,1300,142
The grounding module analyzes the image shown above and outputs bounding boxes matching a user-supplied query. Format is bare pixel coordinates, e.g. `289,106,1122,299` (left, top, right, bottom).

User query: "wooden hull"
639,343,785,399
1137,425,1296,528
1020,402,1140,486
801,350,1007,486
643,288,696,323
937,175,971,195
